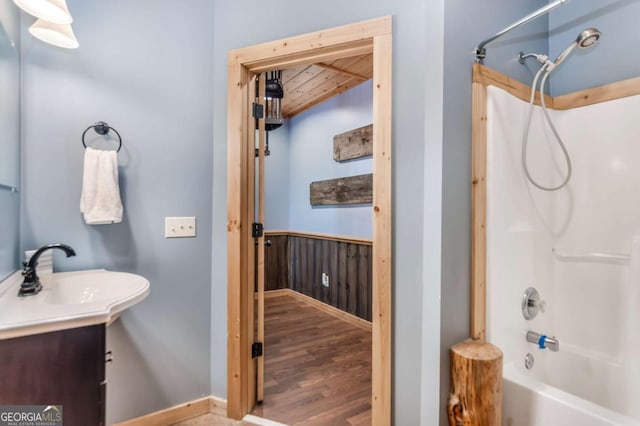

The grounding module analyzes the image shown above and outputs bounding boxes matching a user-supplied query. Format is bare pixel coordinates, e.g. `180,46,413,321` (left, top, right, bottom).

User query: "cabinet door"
0,324,106,426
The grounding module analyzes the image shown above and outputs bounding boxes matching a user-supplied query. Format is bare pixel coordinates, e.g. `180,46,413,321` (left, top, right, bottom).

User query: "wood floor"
251,293,372,425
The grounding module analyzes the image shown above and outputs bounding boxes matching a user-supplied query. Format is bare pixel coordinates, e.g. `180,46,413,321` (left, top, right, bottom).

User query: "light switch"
165,217,196,238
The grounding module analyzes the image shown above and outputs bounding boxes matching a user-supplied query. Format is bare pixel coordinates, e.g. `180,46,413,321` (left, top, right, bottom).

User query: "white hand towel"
80,147,123,225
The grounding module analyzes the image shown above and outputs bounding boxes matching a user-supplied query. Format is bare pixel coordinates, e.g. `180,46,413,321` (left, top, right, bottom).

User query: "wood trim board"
471,81,487,342
553,74,640,110
114,396,227,426
371,33,392,422
470,64,640,340
315,62,369,81
226,57,247,419
265,230,372,246
227,16,392,424
472,63,553,107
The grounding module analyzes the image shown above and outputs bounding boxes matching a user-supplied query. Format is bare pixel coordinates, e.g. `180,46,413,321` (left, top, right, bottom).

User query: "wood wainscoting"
265,230,372,321
264,234,289,292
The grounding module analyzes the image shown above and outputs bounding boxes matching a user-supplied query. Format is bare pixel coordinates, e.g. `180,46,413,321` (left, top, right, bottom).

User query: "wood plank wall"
265,234,290,291
264,232,372,321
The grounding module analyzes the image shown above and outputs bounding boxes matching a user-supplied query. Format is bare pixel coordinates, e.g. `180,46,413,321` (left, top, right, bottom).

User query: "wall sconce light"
13,0,73,24
29,19,79,49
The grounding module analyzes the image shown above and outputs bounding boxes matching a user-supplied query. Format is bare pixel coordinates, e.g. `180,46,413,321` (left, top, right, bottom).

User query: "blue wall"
0,1,20,281
549,0,640,95
19,0,213,423
263,121,290,230
288,81,373,238
0,0,19,188
0,191,19,280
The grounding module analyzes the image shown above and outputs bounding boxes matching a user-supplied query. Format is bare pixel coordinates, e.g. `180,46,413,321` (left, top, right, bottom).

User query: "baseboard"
265,288,372,332
114,396,226,426
263,289,290,299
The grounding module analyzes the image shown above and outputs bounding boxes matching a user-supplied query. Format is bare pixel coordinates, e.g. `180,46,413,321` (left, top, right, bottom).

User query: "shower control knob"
524,353,535,370
522,287,545,320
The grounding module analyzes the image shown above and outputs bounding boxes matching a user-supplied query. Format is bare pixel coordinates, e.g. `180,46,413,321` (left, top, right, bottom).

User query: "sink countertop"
0,269,150,340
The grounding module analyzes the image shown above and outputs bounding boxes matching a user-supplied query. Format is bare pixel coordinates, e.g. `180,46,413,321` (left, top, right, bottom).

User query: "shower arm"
475,0,570,64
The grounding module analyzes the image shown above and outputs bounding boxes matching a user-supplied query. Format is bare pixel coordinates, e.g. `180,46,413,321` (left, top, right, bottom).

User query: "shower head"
553,28,601,68
577,28,601,48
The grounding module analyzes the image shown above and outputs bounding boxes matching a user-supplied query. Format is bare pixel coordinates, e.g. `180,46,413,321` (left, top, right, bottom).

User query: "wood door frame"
227,16,393,423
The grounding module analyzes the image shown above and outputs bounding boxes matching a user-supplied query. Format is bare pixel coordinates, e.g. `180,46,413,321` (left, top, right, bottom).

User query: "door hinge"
252,223,263,238
251,342,263,358
252,103,264,119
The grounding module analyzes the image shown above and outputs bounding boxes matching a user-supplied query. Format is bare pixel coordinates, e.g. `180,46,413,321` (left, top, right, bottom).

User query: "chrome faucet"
20,244,76,296
527,330,560,352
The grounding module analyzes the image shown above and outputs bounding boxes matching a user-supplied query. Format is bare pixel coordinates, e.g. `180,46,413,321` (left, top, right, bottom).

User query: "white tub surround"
485,82,640,424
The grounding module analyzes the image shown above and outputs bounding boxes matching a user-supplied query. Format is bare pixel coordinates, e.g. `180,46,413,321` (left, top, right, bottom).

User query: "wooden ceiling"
280,53,373,118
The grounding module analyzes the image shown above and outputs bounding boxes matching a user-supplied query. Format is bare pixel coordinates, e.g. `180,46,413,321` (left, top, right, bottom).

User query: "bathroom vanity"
0,325,106,425
0,269,149,426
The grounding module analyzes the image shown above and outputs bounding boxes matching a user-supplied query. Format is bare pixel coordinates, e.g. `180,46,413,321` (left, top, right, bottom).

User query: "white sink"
0,269,150,339
43,271,145,305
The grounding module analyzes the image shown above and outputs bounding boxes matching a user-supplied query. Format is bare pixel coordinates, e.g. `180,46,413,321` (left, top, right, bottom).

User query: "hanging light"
29,19,79,49
13,0,73,24
264,70,284,132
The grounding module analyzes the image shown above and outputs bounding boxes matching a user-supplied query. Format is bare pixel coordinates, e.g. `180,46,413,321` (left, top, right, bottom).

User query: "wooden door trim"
227,16,393,423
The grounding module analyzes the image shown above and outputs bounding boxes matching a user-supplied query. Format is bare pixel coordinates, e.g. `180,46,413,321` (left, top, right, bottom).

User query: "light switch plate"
165,217,196,238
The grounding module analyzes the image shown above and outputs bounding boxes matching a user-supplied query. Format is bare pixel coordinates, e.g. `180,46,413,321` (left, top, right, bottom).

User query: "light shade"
29,19,79,49
13,0,73,24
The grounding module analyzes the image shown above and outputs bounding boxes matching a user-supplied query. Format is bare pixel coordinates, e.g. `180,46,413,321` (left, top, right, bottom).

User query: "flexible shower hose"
522,66,572,191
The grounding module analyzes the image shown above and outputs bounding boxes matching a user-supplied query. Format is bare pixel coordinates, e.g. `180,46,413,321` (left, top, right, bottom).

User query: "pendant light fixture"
258,71,284,156
13,0,73,24
265,71,284,131
28,19,79,49
255,71,285,156
13,0,79,49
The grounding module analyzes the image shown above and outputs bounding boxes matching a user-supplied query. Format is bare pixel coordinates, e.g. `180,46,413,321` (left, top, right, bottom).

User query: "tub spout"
527,330,560,352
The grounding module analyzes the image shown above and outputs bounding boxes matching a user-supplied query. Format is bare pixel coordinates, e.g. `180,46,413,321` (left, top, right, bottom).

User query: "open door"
227,18,392,421
253,73,267,403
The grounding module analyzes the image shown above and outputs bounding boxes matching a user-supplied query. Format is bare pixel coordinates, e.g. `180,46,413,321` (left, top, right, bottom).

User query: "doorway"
226,17,392,424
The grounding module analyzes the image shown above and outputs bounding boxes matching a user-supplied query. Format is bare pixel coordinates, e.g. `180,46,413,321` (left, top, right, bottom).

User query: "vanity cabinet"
0,324,106,426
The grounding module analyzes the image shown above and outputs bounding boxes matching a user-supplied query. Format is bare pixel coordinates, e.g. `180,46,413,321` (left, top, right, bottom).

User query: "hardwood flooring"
251,293,372,425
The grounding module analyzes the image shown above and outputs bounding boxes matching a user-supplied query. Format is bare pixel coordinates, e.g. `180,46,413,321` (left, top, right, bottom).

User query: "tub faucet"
527,330,559,352
20,244,76,297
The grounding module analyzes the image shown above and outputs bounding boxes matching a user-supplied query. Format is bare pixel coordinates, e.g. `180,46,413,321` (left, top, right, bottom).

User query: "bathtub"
485,87,640,426
503,363,640,426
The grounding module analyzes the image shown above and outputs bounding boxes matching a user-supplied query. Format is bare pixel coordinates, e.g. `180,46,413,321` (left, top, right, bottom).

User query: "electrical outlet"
321,272,329,287
165,217,197,238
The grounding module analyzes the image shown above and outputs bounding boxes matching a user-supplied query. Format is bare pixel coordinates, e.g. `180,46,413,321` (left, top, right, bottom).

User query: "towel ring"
82,121,122,152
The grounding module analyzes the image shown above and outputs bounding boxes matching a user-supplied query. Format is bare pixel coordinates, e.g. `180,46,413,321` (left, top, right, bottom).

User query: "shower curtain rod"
475,0,570,63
